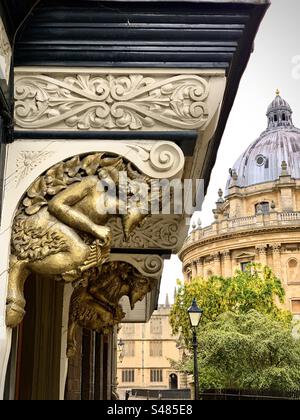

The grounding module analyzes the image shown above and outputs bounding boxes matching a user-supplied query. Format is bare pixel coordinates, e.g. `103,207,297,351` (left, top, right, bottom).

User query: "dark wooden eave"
0,1,269,175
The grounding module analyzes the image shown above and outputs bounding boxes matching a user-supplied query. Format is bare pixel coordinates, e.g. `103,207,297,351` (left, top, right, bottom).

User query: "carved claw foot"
6,301,26,328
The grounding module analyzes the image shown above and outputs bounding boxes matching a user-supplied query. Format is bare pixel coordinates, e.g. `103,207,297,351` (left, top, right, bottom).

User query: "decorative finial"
217,188,224,204
192,221,196,230
276,89,280,96
197,218,202,229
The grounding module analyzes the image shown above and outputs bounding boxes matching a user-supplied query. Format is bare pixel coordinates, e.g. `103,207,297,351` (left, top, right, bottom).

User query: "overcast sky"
159,0,300,303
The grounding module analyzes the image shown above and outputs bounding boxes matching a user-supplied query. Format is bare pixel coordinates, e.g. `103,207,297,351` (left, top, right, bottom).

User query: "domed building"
179,92,300,315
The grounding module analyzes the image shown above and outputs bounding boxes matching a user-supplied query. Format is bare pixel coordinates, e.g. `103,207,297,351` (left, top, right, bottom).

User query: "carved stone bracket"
109,254,163,279
12,140,185,182
15,71,210,131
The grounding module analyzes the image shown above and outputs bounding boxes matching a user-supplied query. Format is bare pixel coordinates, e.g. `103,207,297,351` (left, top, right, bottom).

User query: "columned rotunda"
180,93,300,316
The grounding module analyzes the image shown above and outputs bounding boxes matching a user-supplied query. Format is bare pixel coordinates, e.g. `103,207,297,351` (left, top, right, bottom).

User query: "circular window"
256,154,266,166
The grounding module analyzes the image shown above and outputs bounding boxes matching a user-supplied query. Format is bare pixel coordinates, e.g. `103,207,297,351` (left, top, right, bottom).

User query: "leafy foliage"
173,311,300,391
170,264,291,346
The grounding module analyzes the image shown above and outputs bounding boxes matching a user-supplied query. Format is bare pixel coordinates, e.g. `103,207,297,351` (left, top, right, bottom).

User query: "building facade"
117,297,187,398
180,93,300,316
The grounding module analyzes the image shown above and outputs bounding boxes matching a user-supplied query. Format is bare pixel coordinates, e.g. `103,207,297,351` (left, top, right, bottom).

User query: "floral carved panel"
15,72,210,131
108,217,180,250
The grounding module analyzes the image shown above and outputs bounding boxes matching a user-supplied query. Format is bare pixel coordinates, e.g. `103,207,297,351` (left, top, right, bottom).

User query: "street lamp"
117,338,125,363
187,298,203,400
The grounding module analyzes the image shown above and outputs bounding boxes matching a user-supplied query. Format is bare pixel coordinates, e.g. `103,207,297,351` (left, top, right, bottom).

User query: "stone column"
270,243,282,278
222,250,232,278
196,258,204,278
213,252,221,276
191,261,198,279
183,265,189,282
256,244,268,267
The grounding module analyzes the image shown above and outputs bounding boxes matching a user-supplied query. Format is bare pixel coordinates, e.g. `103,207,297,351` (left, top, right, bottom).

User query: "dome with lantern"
226,91,300,195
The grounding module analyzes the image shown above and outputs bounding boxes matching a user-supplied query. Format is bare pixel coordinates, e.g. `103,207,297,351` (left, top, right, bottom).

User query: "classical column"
196,258,204,278
222,250,232,278
270,243,282,278
191,261,198,279
213,252,221,276
256,244,268,267
183,265,190,282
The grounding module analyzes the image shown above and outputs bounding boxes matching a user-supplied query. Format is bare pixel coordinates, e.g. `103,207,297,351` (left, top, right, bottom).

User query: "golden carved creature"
67,262,155,357
7,153,151,328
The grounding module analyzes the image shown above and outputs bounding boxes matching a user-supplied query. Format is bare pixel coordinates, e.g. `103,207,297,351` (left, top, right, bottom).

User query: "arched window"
255,202,270,215
274,114,278,122
282,113,286,121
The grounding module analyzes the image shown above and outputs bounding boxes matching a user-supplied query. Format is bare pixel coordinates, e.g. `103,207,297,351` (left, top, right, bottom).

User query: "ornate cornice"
0,18,11,82
15,70,211,131
179,225,300,260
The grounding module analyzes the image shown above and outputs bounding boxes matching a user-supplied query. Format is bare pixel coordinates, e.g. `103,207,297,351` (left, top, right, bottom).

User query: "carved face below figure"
67,263,156,357
6,153,154,331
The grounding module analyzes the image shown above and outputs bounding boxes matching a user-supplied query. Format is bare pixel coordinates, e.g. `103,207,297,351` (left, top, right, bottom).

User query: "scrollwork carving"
15,73,209,131
108,217,179,249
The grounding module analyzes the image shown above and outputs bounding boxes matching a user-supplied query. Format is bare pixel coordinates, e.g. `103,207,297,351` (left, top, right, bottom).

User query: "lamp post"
117,338,125,363
187,298,203,400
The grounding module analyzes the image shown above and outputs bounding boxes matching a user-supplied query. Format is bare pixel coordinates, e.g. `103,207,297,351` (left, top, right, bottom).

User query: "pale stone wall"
117,305,184,394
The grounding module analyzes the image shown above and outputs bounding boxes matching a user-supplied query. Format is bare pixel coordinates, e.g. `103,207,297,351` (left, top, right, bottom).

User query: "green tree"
170,264,291,346
173,311,300,392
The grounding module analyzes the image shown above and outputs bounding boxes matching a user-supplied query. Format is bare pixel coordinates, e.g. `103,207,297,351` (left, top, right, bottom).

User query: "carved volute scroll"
6,152,159,352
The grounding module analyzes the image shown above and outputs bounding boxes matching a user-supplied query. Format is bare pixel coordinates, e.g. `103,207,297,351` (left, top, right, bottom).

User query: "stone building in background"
117,294,187,399
180,93,300,316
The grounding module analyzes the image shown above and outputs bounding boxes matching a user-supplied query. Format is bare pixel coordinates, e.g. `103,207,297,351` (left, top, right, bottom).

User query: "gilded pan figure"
7,153,151,328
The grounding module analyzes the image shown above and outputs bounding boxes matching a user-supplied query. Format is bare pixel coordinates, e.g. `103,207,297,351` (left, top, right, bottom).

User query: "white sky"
159,0,300,303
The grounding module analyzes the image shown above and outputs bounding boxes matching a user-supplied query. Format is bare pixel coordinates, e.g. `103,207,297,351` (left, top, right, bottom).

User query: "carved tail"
6,256,30,328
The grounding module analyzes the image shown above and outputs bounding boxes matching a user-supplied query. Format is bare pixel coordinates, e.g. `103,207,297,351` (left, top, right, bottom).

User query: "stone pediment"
235,252,256,260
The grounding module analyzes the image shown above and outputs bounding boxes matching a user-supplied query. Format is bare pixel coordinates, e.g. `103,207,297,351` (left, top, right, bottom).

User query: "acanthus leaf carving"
108,217,179,250
15,73,209,131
